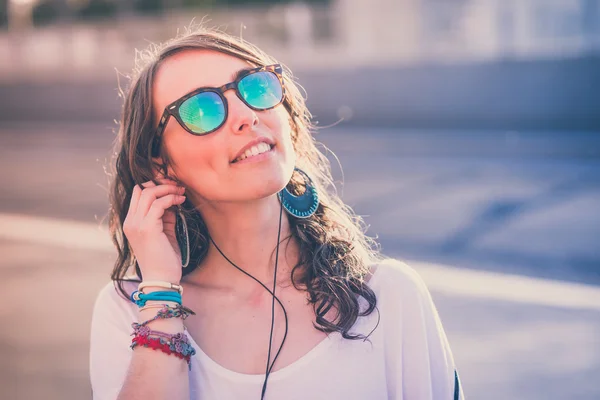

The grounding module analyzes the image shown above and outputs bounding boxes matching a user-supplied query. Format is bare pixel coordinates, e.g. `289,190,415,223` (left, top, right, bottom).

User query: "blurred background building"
1,1,599,400
1,0,600,129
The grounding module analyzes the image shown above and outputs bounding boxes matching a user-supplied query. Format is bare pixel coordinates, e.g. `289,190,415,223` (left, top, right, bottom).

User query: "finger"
130,180,156,216
141,180,157,189
145,194,186,221
143,178,181,190
138,184,185,217
154,178,180,186
128,184,143,215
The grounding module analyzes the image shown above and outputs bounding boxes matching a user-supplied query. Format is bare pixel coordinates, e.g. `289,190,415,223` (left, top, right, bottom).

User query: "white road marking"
411,260,600,311
1,213,599,311
0,213,112,252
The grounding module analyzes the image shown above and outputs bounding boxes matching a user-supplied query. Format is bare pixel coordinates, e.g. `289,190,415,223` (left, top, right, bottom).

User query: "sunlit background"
1,0,599,399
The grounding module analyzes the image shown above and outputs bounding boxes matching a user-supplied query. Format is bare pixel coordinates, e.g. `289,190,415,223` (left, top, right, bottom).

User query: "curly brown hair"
108,25,381,340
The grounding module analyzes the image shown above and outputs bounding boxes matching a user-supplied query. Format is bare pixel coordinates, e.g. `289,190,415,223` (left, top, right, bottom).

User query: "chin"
245,166,293,200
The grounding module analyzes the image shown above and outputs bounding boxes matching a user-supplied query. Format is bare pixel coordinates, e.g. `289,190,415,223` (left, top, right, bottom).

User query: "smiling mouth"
232,142,274,163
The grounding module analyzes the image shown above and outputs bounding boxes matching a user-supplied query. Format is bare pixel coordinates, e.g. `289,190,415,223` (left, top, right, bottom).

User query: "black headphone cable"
209,200,288,400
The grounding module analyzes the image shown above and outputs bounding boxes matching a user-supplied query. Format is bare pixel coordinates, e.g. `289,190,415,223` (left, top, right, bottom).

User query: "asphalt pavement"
1,122,599,400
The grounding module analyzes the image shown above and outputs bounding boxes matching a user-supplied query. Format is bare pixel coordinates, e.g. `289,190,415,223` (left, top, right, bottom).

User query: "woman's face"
152,50,296,204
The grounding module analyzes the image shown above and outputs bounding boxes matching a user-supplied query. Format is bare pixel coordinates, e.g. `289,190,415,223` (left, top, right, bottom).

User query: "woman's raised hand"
123,179,187,284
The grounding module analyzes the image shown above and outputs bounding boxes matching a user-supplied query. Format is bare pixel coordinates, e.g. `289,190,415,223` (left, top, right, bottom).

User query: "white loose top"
90,258,464,399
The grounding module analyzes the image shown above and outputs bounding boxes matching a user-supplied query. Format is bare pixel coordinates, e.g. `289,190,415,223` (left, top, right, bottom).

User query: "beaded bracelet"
138,304,196,326
130,323,196,370
130,290,182,307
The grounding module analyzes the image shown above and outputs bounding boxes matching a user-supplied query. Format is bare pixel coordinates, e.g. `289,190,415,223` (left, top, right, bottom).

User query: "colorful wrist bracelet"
131,335,195,370
139,304,196,326
130,290,182,307
130,323,196,370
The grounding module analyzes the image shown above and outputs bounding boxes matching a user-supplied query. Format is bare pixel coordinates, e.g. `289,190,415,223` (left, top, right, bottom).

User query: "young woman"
89,27,464,400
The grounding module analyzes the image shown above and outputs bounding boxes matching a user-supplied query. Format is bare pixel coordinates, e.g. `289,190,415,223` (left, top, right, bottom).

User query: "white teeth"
235,142,272,162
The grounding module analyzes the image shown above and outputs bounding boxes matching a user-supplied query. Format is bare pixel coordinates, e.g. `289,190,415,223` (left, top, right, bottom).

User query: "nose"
226,94,259,134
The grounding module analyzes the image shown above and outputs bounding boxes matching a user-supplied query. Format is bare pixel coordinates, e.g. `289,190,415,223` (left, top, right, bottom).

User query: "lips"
231,137,275,163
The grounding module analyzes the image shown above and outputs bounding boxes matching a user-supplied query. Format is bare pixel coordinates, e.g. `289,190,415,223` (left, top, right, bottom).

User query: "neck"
184,195,298,292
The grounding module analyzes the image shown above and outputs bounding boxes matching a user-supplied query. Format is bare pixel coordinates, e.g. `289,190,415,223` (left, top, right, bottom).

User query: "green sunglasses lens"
238,71,283,110
178,91,225,134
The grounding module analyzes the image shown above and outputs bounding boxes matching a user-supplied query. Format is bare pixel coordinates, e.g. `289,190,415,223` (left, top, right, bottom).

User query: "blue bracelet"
131,290,182,307
131,291,182,307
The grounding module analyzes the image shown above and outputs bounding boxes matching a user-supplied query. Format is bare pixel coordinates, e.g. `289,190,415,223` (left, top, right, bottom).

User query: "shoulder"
366,259,462,399
367,258,429,298
92,279,139,325
89,280,140,398
94,279,138,307
365,258,449,346
365,258,439,322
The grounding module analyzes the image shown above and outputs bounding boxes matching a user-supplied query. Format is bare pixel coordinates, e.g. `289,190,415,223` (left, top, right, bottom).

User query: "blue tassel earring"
278,168,319,218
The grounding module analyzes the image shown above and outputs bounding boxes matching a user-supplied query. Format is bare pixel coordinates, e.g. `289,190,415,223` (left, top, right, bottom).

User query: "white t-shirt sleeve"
89,281,138,400
376,259,465,400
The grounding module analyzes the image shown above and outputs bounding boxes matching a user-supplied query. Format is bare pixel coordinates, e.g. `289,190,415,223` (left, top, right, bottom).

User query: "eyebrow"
230,67,253,82
167,66,257,107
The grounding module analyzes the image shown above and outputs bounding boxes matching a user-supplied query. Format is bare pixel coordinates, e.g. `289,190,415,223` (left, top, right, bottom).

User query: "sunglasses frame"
151,64,285,155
